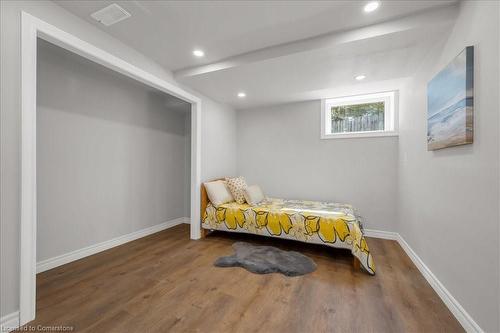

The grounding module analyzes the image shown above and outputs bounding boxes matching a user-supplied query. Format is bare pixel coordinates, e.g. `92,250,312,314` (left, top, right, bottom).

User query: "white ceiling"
56,0,458,109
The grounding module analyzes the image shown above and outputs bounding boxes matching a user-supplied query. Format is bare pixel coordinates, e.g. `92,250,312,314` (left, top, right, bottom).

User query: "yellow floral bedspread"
203,198,375,275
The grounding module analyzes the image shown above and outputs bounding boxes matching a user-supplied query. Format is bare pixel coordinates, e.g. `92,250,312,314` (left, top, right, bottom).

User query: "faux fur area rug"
214,242,316,277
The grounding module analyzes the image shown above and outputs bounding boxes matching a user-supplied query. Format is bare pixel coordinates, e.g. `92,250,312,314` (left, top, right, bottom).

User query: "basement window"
321,91,398,139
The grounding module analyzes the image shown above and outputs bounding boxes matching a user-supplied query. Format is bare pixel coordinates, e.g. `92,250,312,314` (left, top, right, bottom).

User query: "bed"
200,179,375,275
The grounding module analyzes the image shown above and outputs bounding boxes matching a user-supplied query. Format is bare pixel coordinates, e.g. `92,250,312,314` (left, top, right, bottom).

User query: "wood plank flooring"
25,224,463,332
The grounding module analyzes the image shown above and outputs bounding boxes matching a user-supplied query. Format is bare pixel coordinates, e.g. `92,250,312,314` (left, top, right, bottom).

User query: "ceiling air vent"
91,3,131,26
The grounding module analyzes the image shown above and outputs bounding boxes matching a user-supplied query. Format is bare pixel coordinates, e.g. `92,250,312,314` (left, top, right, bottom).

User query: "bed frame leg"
200,228,210,238
353,257,361,271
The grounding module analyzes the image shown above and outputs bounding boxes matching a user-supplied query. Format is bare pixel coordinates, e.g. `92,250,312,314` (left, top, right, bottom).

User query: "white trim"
20,11,37,326
20,12,202,325
363,229,398,240
321,91,399,140
321,131,399,140
36,217,189,274
365,229,482,332
190,102,201,240
396,235,483,333
0,312,20,332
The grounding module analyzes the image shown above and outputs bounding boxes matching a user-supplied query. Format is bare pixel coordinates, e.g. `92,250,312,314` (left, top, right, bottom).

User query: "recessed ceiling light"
237,92,246,98
355,75,366,81
364,1,380,12
193,49,204,57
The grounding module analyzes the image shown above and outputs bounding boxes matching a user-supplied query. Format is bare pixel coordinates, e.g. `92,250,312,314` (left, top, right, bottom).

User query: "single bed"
200,179,375,275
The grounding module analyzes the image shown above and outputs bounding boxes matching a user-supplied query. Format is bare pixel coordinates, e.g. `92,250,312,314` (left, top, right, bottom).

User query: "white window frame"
321,91,399,139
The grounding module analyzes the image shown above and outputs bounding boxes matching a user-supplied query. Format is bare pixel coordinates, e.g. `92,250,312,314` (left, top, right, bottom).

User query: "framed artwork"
427,46,474,150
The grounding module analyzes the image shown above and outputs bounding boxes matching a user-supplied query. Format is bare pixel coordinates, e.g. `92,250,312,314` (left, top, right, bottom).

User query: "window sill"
321,131,399,140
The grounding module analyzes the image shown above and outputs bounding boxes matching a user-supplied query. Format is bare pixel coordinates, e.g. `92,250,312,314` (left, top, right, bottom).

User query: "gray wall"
3,1,496,331
202,98,238,181
237,100,398,231
1,0,237,318
184,112,192,217
397,1,499,331
36,40,189,262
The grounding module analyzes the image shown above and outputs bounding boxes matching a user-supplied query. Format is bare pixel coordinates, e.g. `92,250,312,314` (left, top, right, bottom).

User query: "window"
321,91,398,139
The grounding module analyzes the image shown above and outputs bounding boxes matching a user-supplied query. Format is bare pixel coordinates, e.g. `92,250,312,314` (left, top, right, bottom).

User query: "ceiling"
56,0,458,109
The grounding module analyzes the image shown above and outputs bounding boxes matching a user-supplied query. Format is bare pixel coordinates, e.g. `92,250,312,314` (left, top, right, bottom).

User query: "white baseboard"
0,311,19,332
367,229,482,332
396,235,483,333
363,228,398,240
36,217,189,273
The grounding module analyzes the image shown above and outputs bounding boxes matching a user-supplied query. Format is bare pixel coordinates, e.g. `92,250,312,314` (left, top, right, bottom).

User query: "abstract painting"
427,46,474,150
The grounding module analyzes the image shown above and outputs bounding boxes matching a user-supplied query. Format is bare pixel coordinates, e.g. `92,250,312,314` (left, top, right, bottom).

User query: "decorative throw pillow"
244,185,265,206
225,177,248,204
204,180,234,206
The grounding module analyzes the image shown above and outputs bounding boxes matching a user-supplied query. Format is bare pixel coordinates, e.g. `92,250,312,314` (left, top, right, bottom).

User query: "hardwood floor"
25,224,463,332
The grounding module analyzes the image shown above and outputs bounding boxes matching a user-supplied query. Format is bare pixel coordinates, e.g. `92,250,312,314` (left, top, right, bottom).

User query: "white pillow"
204,181,234,206
244,185,265,206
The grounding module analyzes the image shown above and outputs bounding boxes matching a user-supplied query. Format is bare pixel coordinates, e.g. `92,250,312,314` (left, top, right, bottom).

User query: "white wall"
398,1,499,331
0,0,237,318
36,39,189,262
202,98,238,181
237,100,398,231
